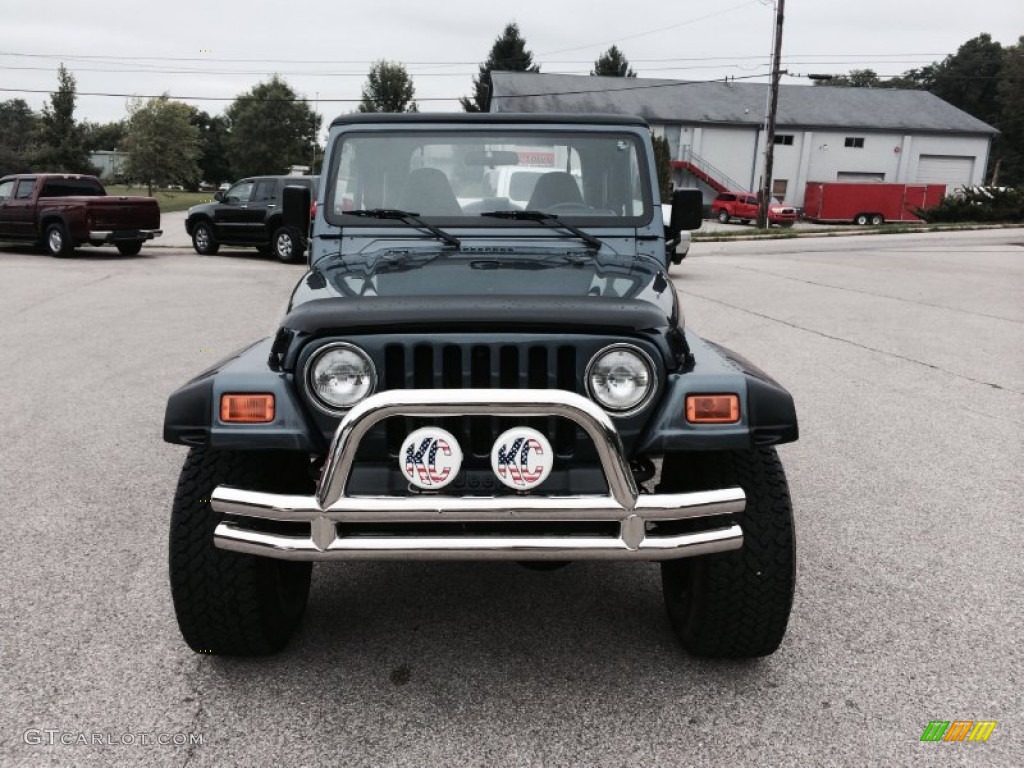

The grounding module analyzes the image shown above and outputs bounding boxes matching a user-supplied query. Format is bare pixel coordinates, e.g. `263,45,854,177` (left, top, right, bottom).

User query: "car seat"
398,168,462,216
526,172,584,210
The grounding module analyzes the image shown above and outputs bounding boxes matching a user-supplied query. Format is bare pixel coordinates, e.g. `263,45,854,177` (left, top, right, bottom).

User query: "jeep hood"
289,250,674,313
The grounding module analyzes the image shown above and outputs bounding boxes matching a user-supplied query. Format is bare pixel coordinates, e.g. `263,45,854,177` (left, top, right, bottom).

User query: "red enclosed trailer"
803,182,946,224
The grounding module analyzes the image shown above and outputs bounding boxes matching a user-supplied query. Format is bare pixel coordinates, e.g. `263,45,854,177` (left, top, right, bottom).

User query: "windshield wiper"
347,208,461,248
479,210,603,250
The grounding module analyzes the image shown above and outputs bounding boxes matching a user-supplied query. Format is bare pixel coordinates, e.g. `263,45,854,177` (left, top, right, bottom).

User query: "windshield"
325,130,651,226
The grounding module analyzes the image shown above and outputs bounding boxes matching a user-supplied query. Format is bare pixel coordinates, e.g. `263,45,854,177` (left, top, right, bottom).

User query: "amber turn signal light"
686,394,740,424
220,394,275,423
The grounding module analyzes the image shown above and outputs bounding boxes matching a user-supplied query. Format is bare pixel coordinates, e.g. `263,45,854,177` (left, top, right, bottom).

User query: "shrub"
917,186,1024,223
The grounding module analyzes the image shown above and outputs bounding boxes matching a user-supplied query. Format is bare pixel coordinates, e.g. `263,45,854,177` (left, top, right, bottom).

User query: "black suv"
185,175,318,262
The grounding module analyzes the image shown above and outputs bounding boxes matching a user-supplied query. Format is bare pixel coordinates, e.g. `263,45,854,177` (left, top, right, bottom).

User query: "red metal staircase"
673,147,748,194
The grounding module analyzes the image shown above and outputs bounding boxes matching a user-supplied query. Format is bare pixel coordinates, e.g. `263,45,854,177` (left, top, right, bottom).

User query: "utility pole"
757,0,785,229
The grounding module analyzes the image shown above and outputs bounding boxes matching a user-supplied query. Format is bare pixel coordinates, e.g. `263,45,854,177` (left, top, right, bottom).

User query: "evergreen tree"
651,133,672,202
462,22,539,112
359,61,418,113
31,65,95,173
190,110,232,186
0,99,39,175
592,46,636,78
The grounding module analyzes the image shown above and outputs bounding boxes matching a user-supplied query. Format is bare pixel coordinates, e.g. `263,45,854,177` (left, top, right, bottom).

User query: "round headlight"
307,343,376,411
586,345,656,414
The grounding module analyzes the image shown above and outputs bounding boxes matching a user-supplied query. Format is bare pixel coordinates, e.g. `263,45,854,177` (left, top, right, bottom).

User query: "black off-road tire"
191,220,220,255
658,448,795,658
116,240,143,256
45,222,74,258
169,448,314,656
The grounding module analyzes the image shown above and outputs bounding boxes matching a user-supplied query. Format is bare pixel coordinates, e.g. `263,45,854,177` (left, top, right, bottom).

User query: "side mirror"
213,191,224,201
282,184,312,239
669,188,703,233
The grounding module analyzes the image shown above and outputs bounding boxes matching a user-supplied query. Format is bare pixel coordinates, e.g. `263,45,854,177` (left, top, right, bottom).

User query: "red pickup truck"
0,174,161,256
711,191,797,227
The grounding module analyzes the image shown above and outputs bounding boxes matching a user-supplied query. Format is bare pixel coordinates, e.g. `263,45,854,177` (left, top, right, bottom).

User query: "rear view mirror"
213,191,224,201
669,189,703,233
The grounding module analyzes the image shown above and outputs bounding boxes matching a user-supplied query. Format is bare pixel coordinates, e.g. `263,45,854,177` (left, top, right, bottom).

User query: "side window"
15,179,36,199
0,180,13,201
226,180,254,203
719,194,735,203
844,137,865,148
253,179,277,202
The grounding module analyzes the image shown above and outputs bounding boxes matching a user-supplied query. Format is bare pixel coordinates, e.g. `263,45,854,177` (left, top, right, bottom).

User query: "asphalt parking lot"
1,229,1021,766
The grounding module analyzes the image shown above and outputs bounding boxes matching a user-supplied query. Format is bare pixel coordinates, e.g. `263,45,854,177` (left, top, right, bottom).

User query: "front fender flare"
635,331,798,453
163,338,322,452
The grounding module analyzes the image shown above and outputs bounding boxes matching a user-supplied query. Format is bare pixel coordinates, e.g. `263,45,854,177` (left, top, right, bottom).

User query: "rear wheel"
272,226,304,263
116,240,143,256
191,220,219,255
45,222,74,258
169,448,314,655
658,448,796,658
716,210,730,224
854,213,869,226
870,214,884,225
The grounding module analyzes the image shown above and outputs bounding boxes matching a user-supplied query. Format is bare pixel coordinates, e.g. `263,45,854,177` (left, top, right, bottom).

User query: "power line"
0,72,777,104
536,1,764,55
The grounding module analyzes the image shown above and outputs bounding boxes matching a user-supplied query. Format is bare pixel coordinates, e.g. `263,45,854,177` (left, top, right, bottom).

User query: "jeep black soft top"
164,113,798,660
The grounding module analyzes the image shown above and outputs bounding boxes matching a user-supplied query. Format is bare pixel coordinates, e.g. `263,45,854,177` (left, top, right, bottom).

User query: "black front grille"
380,342,580,459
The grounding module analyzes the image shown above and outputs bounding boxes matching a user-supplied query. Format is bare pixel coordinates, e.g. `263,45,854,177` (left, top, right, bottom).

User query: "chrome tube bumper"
211,389,745,561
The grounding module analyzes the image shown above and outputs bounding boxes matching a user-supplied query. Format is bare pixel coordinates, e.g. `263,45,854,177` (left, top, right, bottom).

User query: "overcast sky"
3,0,1020,133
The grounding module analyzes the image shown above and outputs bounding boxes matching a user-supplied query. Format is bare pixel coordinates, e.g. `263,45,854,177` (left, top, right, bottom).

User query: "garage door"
915,155,975,186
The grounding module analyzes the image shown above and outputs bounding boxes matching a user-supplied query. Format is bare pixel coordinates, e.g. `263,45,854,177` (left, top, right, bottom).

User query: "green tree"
462,22,540,112
651,133,673,202
592,46,636,77
81,120,126,153
31,64,95,173
994,37,1023,185
812,68,881,87
225,75,320,178
358,60,418,113
190,110,232,186
121,95,201,196
920,34,1005,127
0,99,39,175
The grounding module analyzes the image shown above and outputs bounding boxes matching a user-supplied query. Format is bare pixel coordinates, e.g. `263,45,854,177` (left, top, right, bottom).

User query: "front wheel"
658,448,796,658
116,240,143,256
45,222,74,258
716,210,730,224
191,220,220,255
169,448,314,655
272,226,304,263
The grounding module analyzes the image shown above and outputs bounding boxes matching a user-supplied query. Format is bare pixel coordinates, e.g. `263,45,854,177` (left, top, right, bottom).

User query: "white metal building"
489,72,998,206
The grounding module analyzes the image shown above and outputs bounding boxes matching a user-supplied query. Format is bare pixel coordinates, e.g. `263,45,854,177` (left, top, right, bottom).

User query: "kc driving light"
586,344,655,414
307,343,376,411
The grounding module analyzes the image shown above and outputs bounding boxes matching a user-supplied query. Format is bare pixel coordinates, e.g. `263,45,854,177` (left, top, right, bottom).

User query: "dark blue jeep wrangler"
164,113,798,658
